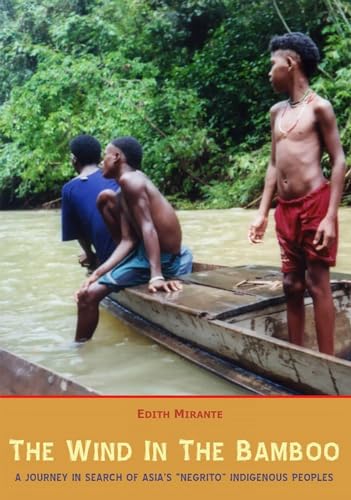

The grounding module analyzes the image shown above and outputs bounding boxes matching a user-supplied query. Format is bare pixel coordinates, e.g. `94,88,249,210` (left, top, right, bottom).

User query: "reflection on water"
0,208,350,394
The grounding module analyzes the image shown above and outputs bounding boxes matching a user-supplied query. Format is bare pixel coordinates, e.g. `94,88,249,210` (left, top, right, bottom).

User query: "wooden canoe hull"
103,296,295,395
108,265,351,395
0,348,98,396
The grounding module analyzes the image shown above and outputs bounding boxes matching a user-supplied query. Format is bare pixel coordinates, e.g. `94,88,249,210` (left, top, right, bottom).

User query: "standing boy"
74,136,193,342
248,33,345,355
62,134,120,270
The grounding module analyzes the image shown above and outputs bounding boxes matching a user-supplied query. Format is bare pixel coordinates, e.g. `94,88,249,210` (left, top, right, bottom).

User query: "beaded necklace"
278,88,314,138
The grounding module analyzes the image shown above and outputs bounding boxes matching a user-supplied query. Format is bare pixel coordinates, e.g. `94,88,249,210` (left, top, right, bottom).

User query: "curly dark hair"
269,32,320,78
69,134,101,166
111,136,143,169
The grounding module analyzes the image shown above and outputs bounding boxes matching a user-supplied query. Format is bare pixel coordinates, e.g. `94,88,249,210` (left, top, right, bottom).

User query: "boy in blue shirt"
62,134,120,269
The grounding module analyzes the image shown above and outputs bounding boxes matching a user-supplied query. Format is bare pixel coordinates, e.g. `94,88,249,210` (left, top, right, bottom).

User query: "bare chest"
274,102,317,143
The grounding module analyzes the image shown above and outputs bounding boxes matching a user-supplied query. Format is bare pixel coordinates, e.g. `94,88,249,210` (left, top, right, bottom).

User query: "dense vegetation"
0,0,350,208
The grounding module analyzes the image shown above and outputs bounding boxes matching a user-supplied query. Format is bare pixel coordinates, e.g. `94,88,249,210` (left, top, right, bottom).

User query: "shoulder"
91,169,106,180
270,101,285,119
91,170,118,188
62,177,78,196
270,101,286,114
119,171,147,194
313,94,335,119
62,176,78,188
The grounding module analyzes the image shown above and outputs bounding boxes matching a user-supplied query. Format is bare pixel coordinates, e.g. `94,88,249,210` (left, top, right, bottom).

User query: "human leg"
98,245,150,289
275,201,305,345
174,246,193,276
160,246,193,279
98,246,193,293
283,271,306,347
306,261,334,355
97,189,121,244
75,282,110,342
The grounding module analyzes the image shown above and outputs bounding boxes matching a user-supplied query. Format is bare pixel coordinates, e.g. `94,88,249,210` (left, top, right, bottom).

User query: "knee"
77,288,101,310
96,189,116,210
283,275,306,298
306,274,329,299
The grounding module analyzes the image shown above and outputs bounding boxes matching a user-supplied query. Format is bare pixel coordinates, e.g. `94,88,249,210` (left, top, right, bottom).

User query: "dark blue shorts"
98,245,193,291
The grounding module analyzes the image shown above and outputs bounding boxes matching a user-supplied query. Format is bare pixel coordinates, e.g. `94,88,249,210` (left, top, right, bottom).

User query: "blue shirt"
61,169,119,263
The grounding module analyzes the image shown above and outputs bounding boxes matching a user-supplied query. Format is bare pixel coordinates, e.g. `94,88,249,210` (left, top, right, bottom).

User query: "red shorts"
274,182,338,274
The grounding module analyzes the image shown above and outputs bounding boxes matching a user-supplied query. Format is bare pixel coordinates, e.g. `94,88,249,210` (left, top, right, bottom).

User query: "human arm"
61,184,97,270
77,238,97,269
313,100,346,251
248,108,278,243
61,184,96,266
75,209,137,300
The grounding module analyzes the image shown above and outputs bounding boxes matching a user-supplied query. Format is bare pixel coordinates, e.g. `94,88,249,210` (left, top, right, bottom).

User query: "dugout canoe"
102,263,351,395
0,348,99,396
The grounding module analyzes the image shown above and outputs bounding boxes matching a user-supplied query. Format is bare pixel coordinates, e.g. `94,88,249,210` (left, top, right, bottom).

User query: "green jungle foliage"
0,0,350,208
